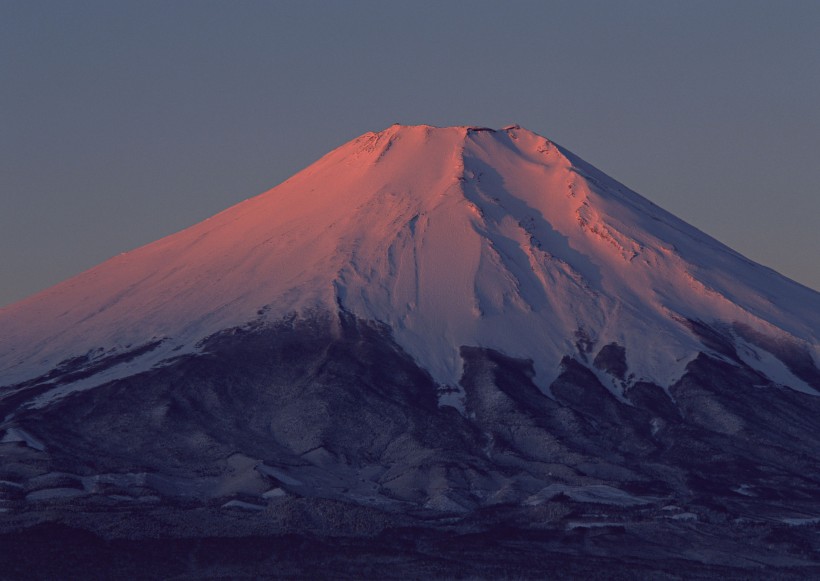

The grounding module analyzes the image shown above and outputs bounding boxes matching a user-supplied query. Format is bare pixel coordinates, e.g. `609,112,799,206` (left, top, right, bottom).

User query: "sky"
2,0,819,307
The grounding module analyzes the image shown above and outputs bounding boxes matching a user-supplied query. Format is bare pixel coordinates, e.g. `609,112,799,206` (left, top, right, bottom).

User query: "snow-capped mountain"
3,125,820,575
1,124,817,404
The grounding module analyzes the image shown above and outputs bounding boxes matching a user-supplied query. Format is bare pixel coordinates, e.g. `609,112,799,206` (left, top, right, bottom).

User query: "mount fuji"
2,125,820,577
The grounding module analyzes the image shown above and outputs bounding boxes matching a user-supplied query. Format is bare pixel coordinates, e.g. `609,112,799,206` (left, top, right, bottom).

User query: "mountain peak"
1,125,818,406
385,123,513,132
375,123,540,143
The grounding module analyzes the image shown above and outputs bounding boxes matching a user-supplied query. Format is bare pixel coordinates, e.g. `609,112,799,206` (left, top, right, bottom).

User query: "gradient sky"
2,0,819,307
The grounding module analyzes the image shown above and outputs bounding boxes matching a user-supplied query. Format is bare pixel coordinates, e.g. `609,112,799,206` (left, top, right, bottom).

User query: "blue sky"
2,0,819,306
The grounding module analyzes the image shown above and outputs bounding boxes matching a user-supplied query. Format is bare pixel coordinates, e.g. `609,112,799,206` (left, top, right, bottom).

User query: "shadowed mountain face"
1,125,820,576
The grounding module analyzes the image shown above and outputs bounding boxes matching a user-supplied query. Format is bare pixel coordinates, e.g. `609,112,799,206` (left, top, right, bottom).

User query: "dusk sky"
2,0,819,308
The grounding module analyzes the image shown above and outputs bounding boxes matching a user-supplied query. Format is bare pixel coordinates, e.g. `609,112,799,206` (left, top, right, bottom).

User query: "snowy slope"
1,124,818,401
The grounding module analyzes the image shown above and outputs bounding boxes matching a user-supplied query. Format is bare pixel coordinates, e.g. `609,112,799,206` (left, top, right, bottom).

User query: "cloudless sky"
2,0,819,307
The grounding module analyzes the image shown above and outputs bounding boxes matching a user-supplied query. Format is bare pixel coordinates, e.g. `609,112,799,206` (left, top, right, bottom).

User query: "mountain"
2,124,820,577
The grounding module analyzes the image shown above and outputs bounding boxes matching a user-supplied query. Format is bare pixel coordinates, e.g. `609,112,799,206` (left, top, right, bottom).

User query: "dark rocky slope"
3,312,820,577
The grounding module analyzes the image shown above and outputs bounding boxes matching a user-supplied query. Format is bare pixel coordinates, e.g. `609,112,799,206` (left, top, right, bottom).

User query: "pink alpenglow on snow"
1,125,818,407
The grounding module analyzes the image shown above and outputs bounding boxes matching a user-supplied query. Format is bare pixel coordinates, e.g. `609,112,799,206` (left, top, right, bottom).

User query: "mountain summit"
3,125,820,575
2,124,817,403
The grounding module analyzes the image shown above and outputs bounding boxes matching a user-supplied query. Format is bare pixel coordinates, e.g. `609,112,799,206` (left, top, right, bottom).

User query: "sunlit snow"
1,125,817,401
